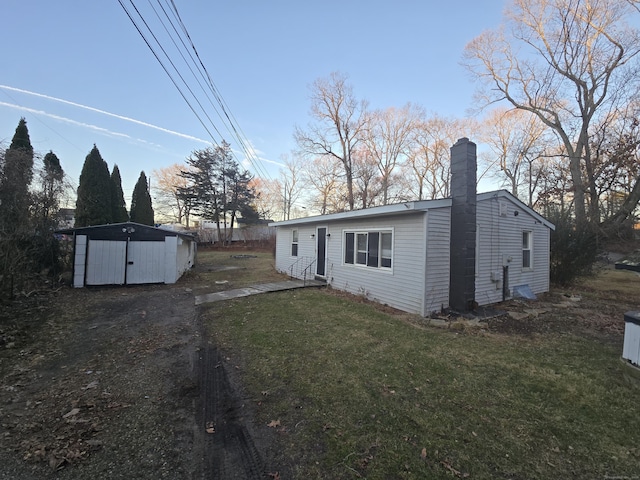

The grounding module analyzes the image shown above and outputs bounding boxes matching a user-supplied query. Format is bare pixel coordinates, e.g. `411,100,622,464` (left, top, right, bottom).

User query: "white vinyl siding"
273,191,553,317
328,214,425,315
475,196,551,306
423,208,451,314
274,226,317,277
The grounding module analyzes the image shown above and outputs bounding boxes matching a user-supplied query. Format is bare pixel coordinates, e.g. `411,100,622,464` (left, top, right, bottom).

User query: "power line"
117,0,271,179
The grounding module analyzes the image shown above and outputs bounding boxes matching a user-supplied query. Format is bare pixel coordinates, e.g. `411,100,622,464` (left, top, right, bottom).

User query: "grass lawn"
200,252,640,479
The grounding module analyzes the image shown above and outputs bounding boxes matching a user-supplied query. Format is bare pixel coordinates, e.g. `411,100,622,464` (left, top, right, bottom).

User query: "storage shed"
58,222,196,287
270,138,555,316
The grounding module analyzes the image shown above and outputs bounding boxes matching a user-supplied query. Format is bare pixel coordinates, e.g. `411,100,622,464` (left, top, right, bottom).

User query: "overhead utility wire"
151,0,270,180
120,0,227,145
163,0,270,180
119,0,271,179
117,0,221,146
147,0,229,139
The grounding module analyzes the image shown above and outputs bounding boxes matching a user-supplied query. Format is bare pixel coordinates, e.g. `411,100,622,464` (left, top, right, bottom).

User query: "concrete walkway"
194,279,326,306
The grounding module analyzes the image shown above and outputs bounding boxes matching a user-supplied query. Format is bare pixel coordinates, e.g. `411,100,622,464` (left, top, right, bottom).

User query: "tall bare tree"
302,155,348,214
294,72,368,210
403,115,469,200
479,108,549,205
363,103,423,204
152,163,194,226
279,154,306,221
352,147,383,209
463,0,640,225
251,177,281,220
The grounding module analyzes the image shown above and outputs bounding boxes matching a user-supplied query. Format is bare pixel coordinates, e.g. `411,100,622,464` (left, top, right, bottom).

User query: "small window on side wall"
522,231,532,269
291,229,298,257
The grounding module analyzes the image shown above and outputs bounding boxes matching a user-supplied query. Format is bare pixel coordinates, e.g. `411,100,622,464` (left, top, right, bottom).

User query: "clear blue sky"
0,1,506,202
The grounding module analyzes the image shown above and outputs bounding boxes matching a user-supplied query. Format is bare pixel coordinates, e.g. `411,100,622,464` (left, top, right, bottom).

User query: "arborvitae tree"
0,118,34,231
31,151,65,275
0,119,35,300
130,171,154,226
110,165,129,223
40,151,64,220
75,145,113,227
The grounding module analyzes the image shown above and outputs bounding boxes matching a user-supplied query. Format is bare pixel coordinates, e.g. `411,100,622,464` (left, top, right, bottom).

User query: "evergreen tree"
179,141,256,244
31,151,65,274
40,151,64,220
130,171,154,225
0,118,34,231
0,119,36,300
110,165,129,223
75,145,113,227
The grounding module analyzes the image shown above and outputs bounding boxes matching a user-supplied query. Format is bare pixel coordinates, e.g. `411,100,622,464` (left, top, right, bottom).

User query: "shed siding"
73,235,88,288
475,195,551,305
424,208,451,314
165,236,179,283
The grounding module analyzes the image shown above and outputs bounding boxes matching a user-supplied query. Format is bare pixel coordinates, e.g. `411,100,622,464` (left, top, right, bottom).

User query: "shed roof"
269,190,555,230
57,222,197,242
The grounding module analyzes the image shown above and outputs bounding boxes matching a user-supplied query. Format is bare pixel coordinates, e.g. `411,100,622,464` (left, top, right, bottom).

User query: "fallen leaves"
205,421,215,434
267,419,281,428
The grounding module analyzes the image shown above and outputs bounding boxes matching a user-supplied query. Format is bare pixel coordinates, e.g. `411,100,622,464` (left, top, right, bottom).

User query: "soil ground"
0,258,281,479
0,253,638,479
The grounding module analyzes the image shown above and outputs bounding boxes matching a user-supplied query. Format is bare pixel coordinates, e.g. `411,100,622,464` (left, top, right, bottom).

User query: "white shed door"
86,240,126,285
126,241,166,284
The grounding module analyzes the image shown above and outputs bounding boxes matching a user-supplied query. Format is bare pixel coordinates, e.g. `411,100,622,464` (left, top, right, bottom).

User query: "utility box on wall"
622,311,640,367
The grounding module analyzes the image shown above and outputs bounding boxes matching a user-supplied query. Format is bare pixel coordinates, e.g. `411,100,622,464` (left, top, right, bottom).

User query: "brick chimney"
449,137,477,312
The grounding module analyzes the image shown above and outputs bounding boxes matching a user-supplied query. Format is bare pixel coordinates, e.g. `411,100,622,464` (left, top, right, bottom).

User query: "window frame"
522,230,533,270
343,228,393,271
291,229,299,257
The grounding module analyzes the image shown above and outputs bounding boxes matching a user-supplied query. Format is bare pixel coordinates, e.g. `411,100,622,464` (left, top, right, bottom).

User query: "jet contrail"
0,102,134,140
0,85,209,144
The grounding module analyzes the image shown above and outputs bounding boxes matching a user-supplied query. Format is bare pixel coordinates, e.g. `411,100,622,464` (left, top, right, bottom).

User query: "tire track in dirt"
198,344,264,479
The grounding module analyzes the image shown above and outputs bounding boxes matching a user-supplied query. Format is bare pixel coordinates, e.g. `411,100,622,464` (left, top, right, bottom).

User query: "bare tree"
403,115,469,200
251,177,281,220
463,0,640,225
294,72,368,210
152,163,194,226
479,107,549,205
589,104,640,226
280,154,306,220
352,147,383,209
363,103,423,204
302,155,348,214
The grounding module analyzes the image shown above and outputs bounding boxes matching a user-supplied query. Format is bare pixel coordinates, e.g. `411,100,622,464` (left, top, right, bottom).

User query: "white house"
270,138,555,316
57,222,197,287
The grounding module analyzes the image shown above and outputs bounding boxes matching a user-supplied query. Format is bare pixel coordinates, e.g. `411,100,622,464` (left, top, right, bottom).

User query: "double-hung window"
522,231,532,269
291,229,299,257
344,230,392,269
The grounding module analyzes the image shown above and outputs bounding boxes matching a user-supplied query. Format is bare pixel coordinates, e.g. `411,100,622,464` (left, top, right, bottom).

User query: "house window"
291,229,298,257
344,230,393,269
522,231,532,269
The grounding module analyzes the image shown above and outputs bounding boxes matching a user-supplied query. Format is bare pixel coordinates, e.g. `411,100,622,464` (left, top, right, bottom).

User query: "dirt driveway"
0,274,276,478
